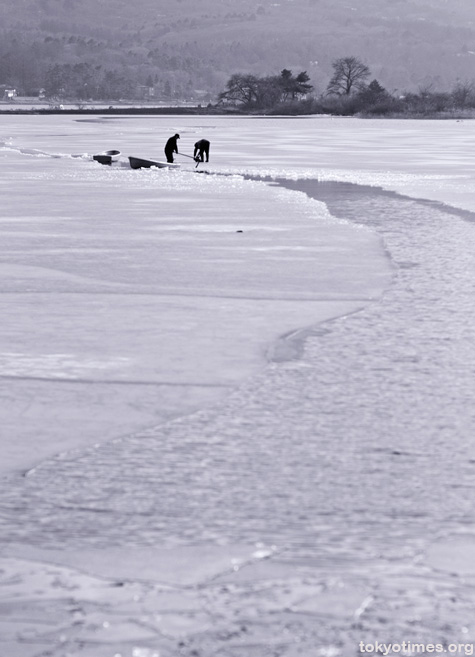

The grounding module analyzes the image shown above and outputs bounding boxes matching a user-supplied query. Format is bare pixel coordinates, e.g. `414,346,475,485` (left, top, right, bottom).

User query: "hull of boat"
128,156,180,170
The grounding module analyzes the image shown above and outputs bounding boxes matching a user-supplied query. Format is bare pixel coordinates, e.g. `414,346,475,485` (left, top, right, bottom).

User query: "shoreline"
0,105,237,116
2,105,475,120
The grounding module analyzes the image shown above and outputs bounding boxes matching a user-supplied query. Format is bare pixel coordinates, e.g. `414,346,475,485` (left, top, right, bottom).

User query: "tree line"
217,57,475,117
0,29,220,101
218,69,313,109
4,37,475,117
44,63,135,101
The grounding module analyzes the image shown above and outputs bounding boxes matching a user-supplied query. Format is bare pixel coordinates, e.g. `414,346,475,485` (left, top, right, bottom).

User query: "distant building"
193,89,211,100
3,88,17,100
136,85,155,99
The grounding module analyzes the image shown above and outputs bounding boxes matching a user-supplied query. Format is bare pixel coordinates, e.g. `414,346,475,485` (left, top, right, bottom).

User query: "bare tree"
326,56,371,95
218,70,313,108
451,80,475,109
417,80,436,99
218,74,260,105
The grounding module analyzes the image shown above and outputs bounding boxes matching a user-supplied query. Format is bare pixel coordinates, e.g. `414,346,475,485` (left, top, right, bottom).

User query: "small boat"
128,156,180,170
93,149,121,165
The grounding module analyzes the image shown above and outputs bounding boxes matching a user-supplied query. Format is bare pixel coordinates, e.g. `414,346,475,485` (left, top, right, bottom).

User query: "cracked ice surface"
2,115,475,656
0,117,390,475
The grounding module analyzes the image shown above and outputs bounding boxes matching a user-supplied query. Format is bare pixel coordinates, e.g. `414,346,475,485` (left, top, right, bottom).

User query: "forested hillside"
1,0,475,101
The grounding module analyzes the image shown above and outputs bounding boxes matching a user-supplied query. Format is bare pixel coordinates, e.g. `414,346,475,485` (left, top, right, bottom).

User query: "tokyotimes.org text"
358,642,474,655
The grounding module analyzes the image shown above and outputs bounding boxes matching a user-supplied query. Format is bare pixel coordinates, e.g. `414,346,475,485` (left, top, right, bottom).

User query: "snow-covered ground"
1,115,475,657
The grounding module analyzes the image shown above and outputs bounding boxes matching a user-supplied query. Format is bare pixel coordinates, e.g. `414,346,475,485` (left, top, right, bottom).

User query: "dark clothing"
194,139,210,162
164,134,180,163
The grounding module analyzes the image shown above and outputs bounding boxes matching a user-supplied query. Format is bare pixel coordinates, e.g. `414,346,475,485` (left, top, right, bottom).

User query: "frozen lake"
1,115,475,656
0,115,396,476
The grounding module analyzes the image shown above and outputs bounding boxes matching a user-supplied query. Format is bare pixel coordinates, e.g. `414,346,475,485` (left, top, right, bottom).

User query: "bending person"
194,138,210,163
164,133,180,163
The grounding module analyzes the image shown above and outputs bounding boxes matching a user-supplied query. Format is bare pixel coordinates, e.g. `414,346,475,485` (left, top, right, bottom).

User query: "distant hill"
2,0,475,100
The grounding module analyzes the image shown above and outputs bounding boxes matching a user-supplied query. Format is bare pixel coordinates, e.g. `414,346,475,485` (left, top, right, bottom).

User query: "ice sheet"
0,116,392,474
2,115,475,655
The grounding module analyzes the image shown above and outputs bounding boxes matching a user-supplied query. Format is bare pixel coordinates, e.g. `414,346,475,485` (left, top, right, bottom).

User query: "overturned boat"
93,149,121,165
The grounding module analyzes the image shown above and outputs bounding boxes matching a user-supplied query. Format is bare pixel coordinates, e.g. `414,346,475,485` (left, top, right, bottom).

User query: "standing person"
194,138,210,163
164,133,180,163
